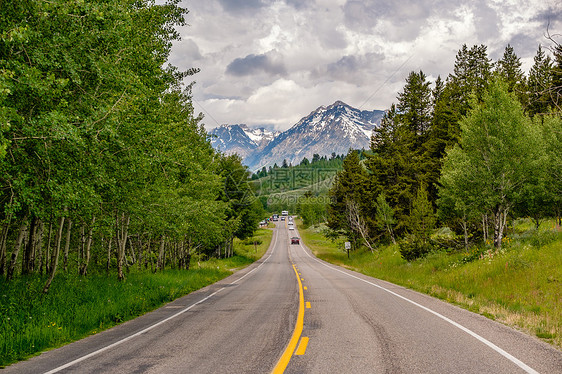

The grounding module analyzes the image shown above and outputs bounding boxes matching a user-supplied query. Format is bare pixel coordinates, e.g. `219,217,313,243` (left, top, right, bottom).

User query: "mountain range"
209,101,385,171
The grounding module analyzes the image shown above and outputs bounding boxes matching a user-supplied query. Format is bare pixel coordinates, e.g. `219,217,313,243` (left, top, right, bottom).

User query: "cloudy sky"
167,0,561,131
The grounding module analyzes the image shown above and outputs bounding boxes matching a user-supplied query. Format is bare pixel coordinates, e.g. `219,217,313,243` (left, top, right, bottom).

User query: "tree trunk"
0,219,11,277
7,219,28,280
43,214,66,294
31,220,45,271
144,237,151,270
78,224,85,271
346,199,375,252
22,216,38,275
158,235,165,271
116,212,130,281
493,207,508,250
137,236,143,270
386,223,396,245
79,216,95,276
106,236,112,275
35,220,44,276
45,222,53,274
462,218,469,251
127,237,136,264
63,219,72,272
482,214,489,244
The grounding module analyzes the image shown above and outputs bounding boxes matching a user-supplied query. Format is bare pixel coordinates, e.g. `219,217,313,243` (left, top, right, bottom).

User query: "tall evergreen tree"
527,45,553,116
327,150,369,248
397,70,433,139
549,43,562,111
496,44,526,104
446,44,493,118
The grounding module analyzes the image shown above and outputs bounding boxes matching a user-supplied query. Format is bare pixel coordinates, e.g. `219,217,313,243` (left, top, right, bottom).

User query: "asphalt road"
4,222,562,373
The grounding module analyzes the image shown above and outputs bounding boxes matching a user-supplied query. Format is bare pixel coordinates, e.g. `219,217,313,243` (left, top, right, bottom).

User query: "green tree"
397,70,433,138
549,42,562,111
541,114,562,227
527,45,553,116
327,150,368,249
441,44,493,135
374,192,396,244
495,44,525,96
400,184,435,261
438,79,541,249
367,70,435,230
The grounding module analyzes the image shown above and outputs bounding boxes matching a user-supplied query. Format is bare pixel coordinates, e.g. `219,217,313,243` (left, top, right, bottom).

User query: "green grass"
233,228,274,261
0,228,273,367
298,219,562,349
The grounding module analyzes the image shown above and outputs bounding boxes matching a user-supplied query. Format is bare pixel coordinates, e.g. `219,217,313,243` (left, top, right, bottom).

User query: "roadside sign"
344,241,351,250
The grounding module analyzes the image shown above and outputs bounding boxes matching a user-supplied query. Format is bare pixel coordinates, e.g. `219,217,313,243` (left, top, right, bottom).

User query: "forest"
328,40,562,260
0,0,263,292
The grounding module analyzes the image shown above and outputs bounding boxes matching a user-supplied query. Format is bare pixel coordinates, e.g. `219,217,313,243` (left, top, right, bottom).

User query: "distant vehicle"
272,214,279,221
259,220,266,226
289,226,295,230
281,210,288,216
291,237,300,244
280,216,285,221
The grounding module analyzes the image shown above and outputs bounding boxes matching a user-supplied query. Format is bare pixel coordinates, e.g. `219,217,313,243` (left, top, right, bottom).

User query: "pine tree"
447,44,493,116
400,184,436,261
549,43,562,111
496,44,525,92
327,150,369,249
496,44,526,104
527,45,553,116
367,105,417,233
397,70,433,139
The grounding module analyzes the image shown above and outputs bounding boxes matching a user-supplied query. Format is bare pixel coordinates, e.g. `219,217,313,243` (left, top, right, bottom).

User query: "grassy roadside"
297,220,562,349
0,228,273,367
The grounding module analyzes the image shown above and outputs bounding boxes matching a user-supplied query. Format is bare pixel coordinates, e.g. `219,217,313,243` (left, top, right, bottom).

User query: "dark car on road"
291,237,300,244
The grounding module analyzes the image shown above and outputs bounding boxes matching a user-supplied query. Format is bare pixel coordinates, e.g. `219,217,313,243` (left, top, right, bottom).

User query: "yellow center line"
271,264,305,374
295,337,309,355
304,286,307,290
306,301,311,309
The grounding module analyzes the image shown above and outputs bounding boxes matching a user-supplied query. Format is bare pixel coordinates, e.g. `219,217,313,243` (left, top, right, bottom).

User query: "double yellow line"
271,264,305,373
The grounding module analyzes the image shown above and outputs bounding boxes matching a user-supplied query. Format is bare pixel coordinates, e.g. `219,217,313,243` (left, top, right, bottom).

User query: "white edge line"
297,242,540,374
44,228,279,374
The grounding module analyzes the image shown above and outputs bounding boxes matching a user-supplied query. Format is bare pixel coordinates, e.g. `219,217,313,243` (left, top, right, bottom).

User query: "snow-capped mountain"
209,124,279,159
209,101,385,171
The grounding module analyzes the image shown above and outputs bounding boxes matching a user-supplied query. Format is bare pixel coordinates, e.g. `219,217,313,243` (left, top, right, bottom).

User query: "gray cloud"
168,39,203,71
177,0,559,131
309,52,386,85
532,5,562,26
285,0,315,10
507,34,544,59
328,53,384,77
342,1,377,31
342,0,437,42
218,0,271,12
472,2,500,41
226,53,287,77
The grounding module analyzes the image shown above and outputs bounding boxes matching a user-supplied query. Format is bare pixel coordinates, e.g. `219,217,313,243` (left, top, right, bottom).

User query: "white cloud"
176,0,562,131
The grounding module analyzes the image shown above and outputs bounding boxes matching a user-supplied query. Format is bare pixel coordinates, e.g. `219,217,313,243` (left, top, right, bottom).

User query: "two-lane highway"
283,224,562,373
5,225,297,374
4,222,562,373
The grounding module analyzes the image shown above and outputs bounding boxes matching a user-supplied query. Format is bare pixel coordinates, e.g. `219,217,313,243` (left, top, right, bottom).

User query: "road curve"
4,222,562,373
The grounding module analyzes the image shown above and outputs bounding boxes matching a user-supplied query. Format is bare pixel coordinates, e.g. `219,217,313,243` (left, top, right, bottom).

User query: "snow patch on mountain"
209,101,385,171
